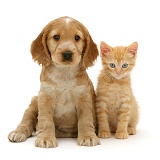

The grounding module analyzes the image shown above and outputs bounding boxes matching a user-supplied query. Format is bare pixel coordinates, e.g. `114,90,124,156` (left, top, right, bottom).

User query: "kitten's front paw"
35,136,58,148
128,127,136,135
115,131,128,139
98,131,111,138
8,131,27,142
78,135,100,146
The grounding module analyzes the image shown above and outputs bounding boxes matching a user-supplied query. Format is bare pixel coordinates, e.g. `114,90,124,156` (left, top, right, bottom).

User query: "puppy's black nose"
62,51,72,60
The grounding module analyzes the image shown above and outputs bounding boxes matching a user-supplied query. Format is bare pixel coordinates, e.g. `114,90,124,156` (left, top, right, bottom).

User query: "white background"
0,0,160,159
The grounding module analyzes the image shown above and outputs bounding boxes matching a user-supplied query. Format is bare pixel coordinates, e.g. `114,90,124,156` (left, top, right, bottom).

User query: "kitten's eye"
122,63,128,68
109,63,115,68
53,35,60,41
75,35,80,41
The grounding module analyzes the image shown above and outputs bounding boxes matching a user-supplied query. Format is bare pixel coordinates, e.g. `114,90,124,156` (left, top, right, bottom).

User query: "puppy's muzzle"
62,51,72,61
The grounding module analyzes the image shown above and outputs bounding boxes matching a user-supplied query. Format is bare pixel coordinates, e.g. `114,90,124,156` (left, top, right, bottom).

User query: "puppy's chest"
41,71,86,118
53,83,86,119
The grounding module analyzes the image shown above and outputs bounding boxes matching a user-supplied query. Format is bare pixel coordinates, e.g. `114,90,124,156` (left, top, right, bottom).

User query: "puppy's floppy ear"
83,33,98,68
30,29,52,66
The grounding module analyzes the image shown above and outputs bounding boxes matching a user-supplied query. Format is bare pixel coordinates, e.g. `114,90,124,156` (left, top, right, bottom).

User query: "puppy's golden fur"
8,16,100,148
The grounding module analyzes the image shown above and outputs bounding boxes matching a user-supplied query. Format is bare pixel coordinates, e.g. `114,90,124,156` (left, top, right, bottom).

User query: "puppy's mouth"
52,58,81,67
51,60,72,68
52,52,82,67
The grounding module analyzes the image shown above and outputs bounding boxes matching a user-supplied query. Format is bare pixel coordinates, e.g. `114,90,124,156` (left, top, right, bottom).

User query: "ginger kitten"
96,41,139,139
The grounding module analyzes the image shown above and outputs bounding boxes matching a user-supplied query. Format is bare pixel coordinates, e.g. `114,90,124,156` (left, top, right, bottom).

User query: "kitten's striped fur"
96,41,139,139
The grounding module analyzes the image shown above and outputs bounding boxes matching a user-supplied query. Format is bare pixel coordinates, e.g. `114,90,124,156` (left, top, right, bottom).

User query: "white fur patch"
40,66,88,118
65,17,71,24
54,85,87,117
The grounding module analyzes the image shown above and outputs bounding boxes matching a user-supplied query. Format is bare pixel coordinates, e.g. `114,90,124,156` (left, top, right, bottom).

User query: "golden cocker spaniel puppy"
8,16,100,148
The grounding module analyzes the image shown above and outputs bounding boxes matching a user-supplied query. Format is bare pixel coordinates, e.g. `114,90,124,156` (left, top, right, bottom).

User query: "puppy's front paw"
78,135,100,146
8,131,27,142
35,135,58,148
128,127,136,135
98,131,111,138
115,131,128,139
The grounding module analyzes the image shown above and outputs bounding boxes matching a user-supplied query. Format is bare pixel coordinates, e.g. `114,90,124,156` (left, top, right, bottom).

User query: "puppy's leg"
8,96,38,142
35,93,57,148
77,93,100,146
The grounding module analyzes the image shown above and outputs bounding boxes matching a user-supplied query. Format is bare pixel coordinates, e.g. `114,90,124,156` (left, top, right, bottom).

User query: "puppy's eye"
53,35,60,41
75,35,80,41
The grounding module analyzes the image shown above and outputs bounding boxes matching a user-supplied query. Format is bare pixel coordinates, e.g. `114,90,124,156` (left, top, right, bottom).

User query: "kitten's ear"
127,42,138,58
100,41,112,57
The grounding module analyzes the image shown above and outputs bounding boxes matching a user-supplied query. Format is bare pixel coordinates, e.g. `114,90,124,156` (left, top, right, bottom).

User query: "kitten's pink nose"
116,70,121,75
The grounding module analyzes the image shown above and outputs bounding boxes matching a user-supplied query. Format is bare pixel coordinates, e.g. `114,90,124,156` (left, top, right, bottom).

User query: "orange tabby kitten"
96,41,139,139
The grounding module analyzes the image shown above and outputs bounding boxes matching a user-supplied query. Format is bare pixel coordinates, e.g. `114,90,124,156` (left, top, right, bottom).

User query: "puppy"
8,16,100,148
